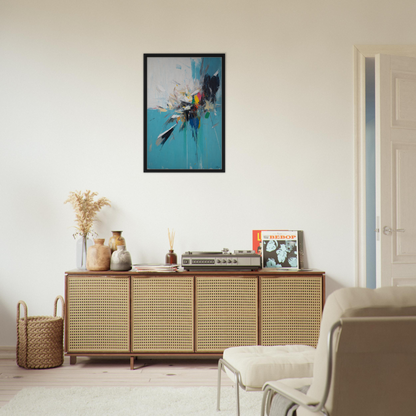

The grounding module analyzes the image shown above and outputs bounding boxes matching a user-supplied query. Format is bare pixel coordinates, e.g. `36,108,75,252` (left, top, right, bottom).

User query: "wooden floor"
0,353,234,408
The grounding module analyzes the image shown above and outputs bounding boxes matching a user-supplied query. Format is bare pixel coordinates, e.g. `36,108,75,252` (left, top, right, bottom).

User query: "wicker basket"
16,295,65,369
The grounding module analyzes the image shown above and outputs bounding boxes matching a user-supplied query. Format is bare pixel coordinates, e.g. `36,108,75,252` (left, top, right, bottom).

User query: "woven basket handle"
16,300,28,368
17,300,28,323
53,295,65,320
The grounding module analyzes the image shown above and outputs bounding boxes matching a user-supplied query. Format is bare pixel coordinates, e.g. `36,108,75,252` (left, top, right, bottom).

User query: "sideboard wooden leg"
70,356,77,365
130,356,135,370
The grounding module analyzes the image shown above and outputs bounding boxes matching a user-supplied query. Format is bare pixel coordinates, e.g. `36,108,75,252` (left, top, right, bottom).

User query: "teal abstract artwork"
144,54,225,172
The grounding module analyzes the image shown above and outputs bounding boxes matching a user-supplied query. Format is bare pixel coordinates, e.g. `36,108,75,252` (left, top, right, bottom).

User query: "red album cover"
252,230,264,256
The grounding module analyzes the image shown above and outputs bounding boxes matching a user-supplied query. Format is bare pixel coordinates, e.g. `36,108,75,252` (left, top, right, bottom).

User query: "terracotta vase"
86,239,111,271
165,249,177,265
108,231,126,254
110,246,132,271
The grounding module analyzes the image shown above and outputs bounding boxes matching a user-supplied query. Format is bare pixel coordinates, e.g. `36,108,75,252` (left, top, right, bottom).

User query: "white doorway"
354,45,416,288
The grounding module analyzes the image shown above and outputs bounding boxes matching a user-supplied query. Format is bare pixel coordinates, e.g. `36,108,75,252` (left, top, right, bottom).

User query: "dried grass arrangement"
64,190,111,239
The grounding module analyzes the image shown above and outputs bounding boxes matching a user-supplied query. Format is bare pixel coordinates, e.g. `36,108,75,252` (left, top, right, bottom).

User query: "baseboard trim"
0,346,15,359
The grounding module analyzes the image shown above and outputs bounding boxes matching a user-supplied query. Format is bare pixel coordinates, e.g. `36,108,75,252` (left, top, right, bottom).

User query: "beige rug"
0,386,263,416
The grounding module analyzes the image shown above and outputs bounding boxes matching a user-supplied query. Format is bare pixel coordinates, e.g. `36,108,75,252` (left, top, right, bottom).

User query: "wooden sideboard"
65,270,325,369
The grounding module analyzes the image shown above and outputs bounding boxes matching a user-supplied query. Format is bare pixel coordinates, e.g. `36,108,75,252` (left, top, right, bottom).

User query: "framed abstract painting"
144,54,225,172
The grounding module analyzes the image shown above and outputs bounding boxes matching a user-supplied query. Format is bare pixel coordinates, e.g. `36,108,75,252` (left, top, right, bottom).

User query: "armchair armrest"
261,320,344,416
261,379,325,416
265,380,318,405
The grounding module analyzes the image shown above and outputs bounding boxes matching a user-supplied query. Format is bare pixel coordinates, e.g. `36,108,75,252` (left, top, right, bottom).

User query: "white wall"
1,0,416,346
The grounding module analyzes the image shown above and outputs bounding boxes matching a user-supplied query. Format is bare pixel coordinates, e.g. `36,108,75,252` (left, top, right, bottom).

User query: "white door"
376,54,416,287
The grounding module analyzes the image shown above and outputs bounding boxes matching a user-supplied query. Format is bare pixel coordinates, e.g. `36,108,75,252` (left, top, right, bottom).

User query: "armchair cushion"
223,345,315,389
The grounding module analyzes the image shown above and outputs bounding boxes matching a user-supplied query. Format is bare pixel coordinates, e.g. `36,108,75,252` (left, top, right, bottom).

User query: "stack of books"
131,264,179,272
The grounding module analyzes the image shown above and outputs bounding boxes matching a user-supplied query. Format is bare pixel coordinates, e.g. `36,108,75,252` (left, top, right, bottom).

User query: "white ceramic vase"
110,245,132,271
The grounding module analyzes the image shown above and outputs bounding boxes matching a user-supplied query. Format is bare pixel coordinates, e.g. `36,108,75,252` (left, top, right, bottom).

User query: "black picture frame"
144,53,225,172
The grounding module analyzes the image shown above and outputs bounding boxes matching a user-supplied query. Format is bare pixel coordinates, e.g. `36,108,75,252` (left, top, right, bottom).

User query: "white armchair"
261,286,416,416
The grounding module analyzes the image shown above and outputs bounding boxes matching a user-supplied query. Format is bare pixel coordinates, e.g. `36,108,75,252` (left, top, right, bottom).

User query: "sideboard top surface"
65,269,325,276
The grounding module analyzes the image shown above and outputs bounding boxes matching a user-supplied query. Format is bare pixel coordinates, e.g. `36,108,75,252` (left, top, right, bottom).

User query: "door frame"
353,45,416,288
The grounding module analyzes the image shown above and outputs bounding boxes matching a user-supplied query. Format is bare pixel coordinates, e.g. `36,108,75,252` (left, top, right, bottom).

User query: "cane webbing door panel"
195,276,258,352
64,270,324,364
132,276,194,352
67,276,130,352
260,276,322,347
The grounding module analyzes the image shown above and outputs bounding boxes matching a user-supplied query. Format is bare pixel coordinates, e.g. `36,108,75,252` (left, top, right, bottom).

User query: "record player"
181,248,261,271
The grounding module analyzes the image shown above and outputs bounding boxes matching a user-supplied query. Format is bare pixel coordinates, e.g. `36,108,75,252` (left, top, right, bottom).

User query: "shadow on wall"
300,245,343,298
325,275,344,299
0,297,17,346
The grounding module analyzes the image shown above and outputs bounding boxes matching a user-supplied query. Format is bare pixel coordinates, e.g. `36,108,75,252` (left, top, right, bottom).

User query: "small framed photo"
144,53,225,172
